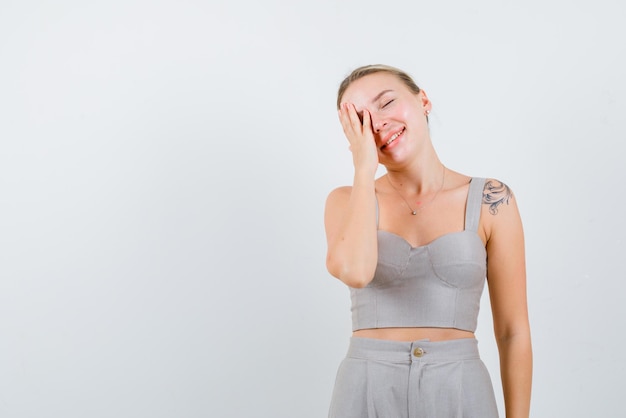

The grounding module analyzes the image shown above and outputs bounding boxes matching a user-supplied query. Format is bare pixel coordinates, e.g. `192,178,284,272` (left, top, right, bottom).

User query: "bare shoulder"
481,178,517,216
325,185,352,206
324,185,352,219
326,185,352,198
323,186,354,244
480,178,523,243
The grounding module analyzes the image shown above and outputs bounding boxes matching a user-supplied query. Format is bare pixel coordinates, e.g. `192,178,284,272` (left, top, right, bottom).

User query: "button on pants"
328,337,499,418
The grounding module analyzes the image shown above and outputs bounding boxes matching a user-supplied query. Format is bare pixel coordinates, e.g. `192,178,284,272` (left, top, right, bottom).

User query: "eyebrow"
371,89,393,104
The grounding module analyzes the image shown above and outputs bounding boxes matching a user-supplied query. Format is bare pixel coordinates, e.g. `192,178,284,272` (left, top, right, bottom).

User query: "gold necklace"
387,165,446,215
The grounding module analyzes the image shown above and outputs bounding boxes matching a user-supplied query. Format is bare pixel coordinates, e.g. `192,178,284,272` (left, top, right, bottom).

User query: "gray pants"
328,337,499,418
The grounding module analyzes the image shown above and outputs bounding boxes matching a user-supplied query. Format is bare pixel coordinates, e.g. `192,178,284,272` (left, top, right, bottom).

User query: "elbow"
494,322,532,347
341,273,371,288
326,257,374,288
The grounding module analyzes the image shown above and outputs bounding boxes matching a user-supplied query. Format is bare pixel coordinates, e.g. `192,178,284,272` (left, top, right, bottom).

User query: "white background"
1,0,624,417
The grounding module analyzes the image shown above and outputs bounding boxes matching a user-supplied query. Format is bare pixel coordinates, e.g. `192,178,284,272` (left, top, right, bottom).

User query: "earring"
425,110,430,115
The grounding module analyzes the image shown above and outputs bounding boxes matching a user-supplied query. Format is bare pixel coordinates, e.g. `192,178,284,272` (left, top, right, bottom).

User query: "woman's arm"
483,180,533,418
324,104,379,288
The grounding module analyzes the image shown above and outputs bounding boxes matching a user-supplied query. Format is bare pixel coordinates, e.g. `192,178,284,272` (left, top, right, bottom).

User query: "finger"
340,103,364,140
338,104,354,136
345,103,363,131
362,109,372,132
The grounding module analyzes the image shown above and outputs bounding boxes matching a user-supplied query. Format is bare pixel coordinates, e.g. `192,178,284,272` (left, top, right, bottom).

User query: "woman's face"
340,72,431,162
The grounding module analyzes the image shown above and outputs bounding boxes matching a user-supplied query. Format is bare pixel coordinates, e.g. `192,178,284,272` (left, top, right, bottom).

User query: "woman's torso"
352,171,488,342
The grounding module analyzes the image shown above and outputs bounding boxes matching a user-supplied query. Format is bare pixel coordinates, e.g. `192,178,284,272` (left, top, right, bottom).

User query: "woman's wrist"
353,168,377,185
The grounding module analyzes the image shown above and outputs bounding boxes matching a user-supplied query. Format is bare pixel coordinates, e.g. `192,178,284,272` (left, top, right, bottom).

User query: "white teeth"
386,129,403,145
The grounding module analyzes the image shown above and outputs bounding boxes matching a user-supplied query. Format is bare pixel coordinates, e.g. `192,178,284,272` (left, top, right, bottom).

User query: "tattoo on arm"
483,180,512,215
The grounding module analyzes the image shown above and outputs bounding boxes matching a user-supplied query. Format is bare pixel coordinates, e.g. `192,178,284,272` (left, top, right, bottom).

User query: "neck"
385,159,445,194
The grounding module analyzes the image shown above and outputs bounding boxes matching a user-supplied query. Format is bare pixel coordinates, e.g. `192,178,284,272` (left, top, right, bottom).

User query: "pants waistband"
346,336,480,363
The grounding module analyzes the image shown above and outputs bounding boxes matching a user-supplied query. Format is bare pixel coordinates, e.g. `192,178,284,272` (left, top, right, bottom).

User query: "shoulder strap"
464,177,485,232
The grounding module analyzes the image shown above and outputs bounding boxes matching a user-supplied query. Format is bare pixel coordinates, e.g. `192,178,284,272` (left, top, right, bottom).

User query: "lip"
380,127,405,151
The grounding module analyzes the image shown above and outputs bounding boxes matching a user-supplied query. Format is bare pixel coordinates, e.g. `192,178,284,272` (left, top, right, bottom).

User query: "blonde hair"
336,64,422,109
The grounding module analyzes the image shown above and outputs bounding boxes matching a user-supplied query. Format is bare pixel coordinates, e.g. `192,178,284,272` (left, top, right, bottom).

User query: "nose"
371,114,387,133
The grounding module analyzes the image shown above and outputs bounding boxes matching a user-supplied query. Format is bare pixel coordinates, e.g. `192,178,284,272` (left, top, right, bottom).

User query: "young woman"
324,65,532,417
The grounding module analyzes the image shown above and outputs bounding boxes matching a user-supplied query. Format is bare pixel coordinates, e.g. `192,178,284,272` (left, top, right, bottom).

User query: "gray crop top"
350,177,487,332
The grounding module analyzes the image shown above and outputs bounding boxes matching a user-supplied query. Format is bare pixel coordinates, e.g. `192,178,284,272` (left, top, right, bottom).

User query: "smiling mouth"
381,128,405,150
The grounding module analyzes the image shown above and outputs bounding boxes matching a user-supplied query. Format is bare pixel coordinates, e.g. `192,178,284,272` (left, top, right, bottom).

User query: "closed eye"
382,99,394,108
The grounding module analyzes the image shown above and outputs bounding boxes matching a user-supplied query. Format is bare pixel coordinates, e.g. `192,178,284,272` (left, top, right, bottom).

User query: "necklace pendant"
411,211,417,215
